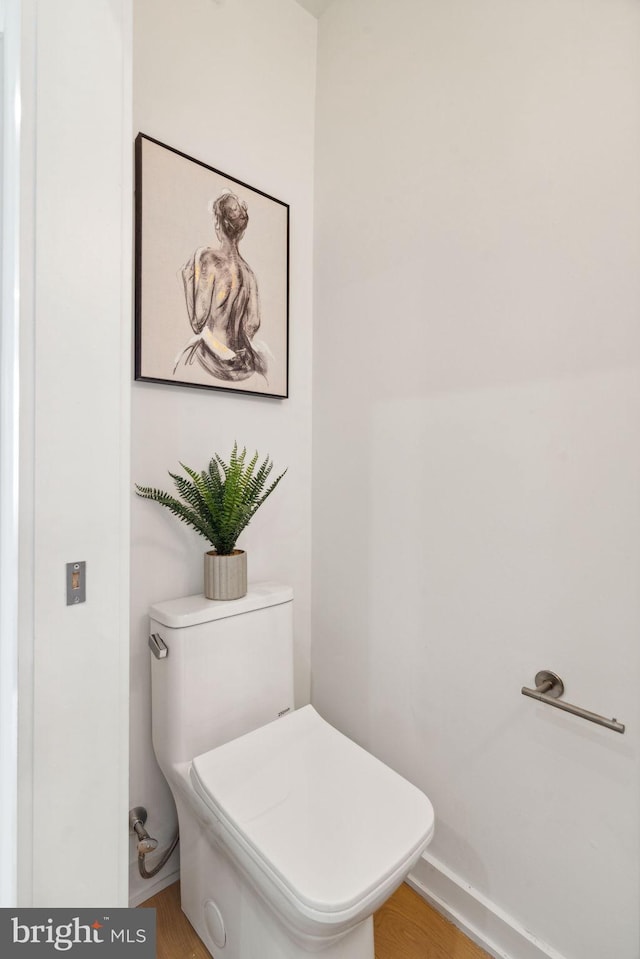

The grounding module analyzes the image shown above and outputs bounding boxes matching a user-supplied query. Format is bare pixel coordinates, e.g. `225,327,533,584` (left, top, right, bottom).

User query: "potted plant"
135,443,286,600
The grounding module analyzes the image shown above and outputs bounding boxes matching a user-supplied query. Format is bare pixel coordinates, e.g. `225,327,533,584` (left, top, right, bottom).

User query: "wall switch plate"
66,561,86,605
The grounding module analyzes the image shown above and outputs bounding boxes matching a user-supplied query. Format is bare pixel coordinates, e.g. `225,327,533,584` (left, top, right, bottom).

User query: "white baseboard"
407,852,567,959
129,866,180,908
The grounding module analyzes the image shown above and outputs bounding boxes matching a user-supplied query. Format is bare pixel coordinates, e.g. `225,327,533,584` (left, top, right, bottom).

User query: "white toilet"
149,582,434,959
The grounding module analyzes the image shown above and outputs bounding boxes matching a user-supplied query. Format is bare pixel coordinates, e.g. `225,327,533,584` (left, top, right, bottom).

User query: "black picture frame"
135,134,289,398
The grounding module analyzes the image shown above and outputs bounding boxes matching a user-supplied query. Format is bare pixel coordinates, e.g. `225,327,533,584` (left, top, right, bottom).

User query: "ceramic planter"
204,549,247,601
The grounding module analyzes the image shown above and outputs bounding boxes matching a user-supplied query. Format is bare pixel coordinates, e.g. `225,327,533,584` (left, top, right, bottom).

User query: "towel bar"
521,670,625,734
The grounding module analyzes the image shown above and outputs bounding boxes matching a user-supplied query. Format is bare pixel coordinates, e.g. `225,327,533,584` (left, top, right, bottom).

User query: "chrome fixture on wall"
129,806,179,879
521,670,625,734
129,806,158,854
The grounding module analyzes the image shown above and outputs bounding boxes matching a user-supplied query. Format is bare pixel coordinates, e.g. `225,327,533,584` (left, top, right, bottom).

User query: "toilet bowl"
149,583,434,958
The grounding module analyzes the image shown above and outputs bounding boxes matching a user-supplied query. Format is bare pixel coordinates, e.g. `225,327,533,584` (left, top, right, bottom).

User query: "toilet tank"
149,582,294,770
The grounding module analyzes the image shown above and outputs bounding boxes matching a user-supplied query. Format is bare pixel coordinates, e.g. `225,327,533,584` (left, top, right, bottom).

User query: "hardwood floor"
139,880,491,959
373,884,490,959
140,882,207,959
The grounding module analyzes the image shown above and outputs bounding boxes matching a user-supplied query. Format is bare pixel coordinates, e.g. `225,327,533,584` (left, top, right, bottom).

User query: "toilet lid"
190,705,434,919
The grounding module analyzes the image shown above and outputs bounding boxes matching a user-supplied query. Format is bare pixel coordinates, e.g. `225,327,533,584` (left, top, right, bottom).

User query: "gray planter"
204,549,247,600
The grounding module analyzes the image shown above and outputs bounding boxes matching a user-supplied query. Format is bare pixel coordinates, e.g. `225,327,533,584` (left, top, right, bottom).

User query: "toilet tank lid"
149,581,293,628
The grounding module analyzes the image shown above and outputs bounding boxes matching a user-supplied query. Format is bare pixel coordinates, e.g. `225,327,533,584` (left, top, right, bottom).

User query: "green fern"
135,443,286,555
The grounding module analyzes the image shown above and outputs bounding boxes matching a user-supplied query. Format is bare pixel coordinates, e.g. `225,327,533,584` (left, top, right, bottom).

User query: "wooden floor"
140,880,491,959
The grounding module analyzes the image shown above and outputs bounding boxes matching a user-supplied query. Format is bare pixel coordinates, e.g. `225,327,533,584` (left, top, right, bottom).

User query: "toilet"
149,582,434,959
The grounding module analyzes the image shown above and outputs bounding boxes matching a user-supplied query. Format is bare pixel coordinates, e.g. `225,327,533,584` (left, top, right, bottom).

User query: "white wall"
129,0,316,905
312,2,640,958
0,0,18,906
25,0,132,906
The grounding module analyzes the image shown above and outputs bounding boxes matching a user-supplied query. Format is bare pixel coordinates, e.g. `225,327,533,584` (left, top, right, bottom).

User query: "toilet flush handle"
149,633,168,659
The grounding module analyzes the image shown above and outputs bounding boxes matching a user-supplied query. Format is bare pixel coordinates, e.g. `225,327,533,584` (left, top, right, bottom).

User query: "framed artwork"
134,134,289,398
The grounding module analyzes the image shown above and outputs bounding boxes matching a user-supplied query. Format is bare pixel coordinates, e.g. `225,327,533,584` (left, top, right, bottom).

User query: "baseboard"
129,867,180,908
407,852,567,959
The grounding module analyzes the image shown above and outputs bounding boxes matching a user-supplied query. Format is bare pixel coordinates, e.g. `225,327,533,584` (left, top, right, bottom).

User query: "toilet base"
175,790,375,959
191,894,373,959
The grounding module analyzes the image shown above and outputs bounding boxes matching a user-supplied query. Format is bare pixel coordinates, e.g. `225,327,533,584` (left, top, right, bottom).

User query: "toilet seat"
190,705,434,928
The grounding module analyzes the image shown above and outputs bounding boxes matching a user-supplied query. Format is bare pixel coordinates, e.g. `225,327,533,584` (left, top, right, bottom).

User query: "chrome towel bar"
521,670,625,734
